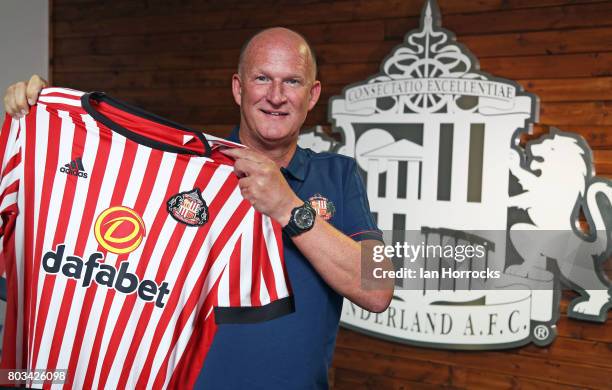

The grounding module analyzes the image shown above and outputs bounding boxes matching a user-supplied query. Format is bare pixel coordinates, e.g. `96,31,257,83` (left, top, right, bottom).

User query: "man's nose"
266,81,287,105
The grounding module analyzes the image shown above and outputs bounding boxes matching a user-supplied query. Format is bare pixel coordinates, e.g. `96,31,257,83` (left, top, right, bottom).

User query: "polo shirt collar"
228,126,307,182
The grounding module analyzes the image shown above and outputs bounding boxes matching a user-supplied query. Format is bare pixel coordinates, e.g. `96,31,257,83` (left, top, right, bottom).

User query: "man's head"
232,27,321,149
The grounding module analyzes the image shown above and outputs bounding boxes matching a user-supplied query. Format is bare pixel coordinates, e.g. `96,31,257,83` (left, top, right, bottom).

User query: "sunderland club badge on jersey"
309,193,335,221
167,188,209,226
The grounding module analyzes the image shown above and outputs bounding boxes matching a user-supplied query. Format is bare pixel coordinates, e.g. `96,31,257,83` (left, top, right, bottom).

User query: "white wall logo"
299,0,612,349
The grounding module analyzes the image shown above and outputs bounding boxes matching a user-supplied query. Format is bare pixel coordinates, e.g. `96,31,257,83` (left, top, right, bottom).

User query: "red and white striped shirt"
0,88,293,389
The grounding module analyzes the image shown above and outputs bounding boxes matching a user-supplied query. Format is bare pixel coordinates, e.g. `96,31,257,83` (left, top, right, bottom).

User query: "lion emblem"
506,129,612,321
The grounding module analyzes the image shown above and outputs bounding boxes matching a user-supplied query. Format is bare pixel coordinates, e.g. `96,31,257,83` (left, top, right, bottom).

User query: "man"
4,27,393,389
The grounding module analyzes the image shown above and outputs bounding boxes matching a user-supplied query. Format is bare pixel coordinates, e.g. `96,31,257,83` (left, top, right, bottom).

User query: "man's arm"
3,75,48,118
221,147,394,313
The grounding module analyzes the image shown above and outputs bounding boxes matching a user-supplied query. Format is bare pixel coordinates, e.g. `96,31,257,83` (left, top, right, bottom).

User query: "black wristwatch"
283,202,316,237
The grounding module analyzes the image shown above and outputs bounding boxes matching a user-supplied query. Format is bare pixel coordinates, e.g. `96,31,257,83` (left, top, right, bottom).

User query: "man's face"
232,36,321,146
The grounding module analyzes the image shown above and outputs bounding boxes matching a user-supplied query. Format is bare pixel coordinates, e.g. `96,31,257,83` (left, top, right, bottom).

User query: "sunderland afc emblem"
167,189,208,227
309,194,336,221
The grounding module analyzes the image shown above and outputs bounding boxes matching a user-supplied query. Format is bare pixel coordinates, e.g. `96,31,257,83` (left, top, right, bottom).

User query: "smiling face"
232,28,321,149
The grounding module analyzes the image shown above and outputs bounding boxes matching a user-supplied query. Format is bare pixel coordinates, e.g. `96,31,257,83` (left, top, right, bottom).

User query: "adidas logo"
59,157,88,178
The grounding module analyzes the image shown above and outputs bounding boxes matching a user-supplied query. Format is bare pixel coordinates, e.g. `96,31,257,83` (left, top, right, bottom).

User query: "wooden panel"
49,1,612,389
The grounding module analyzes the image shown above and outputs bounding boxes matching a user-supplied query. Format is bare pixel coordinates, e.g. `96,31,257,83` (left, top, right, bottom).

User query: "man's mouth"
260,109,289,117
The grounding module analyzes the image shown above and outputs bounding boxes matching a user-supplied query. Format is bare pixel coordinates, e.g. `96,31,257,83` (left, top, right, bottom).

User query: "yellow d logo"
94,206,146,254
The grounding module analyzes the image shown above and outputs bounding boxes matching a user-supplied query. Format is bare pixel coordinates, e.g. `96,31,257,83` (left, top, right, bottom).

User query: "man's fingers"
26,75,47,106
234,158,261,178
3,85,19,117
220,147,265,164
13,82,29,116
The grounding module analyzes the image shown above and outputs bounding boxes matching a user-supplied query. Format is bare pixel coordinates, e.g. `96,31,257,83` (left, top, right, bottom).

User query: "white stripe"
0,192,18,212
239,208,254,306
259,269,271,305
32,109,74,370
37,96,84,107
41,87,85,97
217,255,230,307
262,215,290,298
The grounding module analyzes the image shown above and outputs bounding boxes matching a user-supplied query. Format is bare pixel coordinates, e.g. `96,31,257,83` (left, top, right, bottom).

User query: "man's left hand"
220,147,302,226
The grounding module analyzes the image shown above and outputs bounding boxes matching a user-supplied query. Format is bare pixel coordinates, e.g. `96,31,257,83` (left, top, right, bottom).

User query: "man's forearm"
291,217,394,313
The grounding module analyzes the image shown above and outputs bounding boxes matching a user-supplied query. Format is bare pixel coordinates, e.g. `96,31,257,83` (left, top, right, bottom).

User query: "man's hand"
220,147,302,226
3,75,48,118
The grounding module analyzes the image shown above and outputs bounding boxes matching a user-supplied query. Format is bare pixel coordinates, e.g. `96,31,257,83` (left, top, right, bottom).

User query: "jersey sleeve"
0,114,22,303
342,159,384,242
213,211,294,324
0,114,22,231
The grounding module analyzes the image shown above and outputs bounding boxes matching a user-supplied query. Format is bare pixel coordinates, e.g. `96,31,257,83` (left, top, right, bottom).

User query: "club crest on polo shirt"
309,193,335,221
167,188,209,226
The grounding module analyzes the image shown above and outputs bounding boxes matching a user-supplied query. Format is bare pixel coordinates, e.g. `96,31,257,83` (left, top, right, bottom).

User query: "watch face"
294,207,315,229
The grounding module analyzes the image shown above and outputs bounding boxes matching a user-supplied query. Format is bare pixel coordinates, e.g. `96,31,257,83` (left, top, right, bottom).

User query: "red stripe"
149,200,252,389
80,139,139,389
30,109,88,370
0,181,19,204
1,153,21,179
0,114,15,169
258,216,279,301
250,213,263,307
228,237,241,307
0,212,18,368
135,176,246,388
96,149,170,389
274,220,291,295
27,107,62,365
43,115,112,380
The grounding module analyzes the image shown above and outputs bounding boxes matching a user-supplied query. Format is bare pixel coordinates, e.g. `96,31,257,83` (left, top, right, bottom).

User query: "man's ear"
232,73,242,106
308,80,321,111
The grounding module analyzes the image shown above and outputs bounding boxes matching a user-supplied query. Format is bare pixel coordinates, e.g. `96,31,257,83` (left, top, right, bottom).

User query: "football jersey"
0,87,293,389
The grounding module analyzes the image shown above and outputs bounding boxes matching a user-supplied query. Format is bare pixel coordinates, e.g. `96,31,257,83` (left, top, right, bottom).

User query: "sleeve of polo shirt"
342,159,384,242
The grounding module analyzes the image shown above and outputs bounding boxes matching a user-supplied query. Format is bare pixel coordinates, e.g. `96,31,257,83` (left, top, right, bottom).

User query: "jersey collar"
228,126,306,182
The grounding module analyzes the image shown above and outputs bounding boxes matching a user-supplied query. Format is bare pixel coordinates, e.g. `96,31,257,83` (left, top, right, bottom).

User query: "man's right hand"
3,75,48,118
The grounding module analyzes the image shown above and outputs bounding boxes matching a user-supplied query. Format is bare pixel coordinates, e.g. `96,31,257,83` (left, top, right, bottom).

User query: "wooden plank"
334,329,612,388
480,52,612,79
530,124,612,149
449,365,581,390
53,0,606,37
386,2,612,38
332,367,459,390
53,20,385,57
53,27,612,64
53,69,235,90
519,77,612,102
516,336,612,369
332,348,452,385
459,27,612,58
540,101,612,126
52,63,381,89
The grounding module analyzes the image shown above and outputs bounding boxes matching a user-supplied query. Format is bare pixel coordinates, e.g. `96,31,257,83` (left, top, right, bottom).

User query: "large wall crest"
300,0,612,349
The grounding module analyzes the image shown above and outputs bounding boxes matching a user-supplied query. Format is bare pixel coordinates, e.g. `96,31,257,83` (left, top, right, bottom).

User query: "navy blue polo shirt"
195,128,381,389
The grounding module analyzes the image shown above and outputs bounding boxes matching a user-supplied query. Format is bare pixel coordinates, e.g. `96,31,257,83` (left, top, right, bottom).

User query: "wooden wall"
51,0,612,388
